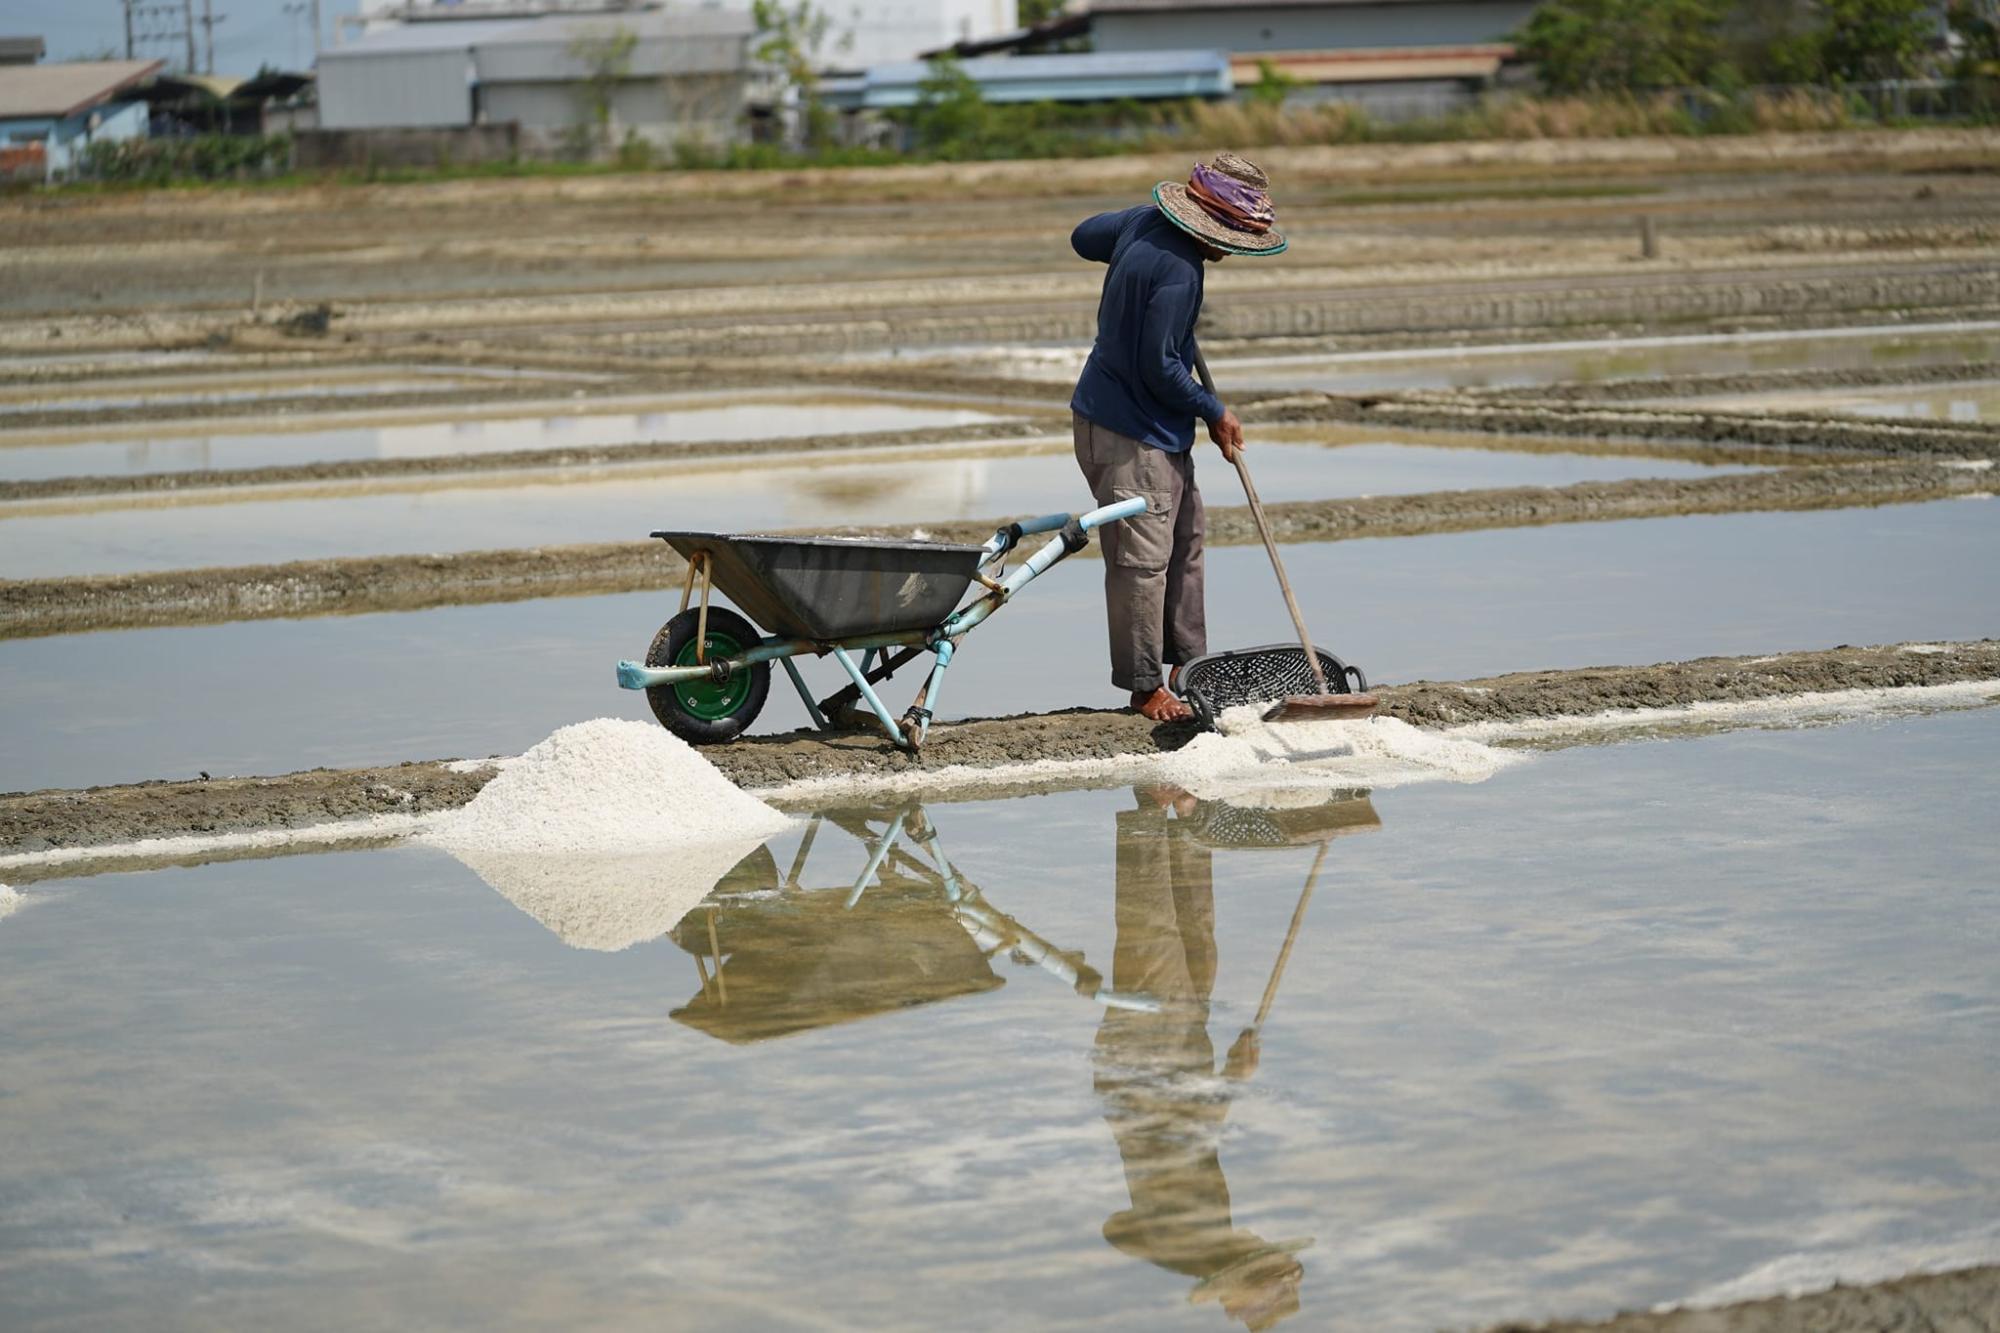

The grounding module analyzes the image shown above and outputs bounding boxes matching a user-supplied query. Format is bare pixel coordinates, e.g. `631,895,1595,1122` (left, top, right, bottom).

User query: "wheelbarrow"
615,497,1145,750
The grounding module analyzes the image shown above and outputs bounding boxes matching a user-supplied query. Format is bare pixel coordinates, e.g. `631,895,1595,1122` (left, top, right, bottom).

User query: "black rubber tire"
644,606,770,744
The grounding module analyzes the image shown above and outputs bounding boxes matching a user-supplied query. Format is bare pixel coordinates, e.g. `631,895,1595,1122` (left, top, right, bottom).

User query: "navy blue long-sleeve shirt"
1069,206,1226,454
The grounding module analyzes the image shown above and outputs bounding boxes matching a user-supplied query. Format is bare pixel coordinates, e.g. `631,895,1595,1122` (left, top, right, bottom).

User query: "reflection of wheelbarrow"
614,497,1145,750
670,803,1162,1045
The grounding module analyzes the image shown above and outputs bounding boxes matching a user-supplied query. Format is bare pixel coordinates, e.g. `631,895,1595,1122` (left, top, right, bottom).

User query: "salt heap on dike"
422,718,792,951
1157,706,1518,798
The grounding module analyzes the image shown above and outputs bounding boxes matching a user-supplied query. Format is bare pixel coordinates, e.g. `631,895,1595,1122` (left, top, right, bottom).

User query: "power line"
122,0,196,71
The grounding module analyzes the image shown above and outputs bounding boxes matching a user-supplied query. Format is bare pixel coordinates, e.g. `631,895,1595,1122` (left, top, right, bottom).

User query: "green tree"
568,26,638,157
908,54,990,155
1018,0,1069,22
1949,0,2000,74
1246,58,1303,106
1512,0,1732,92
753,0,841,149
1731,0,1941,83
1812,0,1938,80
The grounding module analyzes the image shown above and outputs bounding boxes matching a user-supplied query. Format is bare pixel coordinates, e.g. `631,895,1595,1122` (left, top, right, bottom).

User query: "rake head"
1176,644,1375,730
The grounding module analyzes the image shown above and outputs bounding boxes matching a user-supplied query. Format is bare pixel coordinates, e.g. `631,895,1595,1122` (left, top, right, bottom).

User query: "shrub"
78,133,293,184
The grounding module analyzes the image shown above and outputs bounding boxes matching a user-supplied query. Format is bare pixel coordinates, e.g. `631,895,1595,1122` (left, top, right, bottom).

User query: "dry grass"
1159,90,1858,150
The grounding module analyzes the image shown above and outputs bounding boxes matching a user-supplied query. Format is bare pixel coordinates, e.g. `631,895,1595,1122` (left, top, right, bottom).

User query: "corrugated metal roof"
834,49,1231,109
1094,0,1464,9
473,8,752,45
319,18,535,59
0,60,165,120
324,9,751,77
0,35,48,64
1233,49,1506,83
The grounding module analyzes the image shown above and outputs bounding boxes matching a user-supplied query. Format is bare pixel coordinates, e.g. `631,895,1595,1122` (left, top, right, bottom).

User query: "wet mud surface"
1484,1263,2000,1332
7,461,1988,638
7,640,1993,862
1268,394,2000,461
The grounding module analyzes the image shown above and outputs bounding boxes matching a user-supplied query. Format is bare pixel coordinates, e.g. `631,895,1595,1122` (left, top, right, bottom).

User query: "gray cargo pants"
1073,413,1206,695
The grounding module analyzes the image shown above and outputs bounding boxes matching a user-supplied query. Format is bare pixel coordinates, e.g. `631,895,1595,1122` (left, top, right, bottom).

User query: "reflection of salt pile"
1159,707,1518,798
421,719,791,951
0,885,21,922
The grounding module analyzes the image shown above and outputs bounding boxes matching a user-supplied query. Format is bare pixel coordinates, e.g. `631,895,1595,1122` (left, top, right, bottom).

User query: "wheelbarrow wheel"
644,607,770,744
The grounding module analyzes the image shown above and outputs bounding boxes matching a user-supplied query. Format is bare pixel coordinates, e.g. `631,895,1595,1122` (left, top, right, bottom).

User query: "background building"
1061,0,1532,116
825,48,1230,112
806,0,1021,71
353,0,1021,71
0,58,162,182
318,6,754,148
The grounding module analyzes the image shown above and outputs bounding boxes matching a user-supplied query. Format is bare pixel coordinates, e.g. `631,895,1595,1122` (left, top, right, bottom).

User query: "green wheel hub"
673,629,750,721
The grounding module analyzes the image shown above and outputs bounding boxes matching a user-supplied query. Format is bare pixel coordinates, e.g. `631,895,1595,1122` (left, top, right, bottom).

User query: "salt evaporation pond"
0,390,1008,482
948,324,2000,394
1660,379,2000,424
1210,323,2000,394
4,498,1995,792
0,431,1759,579
2,709,1996,1329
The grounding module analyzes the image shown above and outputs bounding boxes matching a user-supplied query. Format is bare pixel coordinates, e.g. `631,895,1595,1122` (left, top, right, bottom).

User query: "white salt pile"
761,709,1521,805
421,719,791,951
424,718,789,855
1157,707,1519,799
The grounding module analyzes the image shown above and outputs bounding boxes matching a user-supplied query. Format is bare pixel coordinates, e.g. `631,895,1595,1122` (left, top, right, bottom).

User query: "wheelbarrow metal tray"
655,530,984,641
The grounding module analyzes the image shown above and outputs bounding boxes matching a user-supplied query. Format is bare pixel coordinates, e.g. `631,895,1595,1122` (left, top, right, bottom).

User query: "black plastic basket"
1176,644,1369,730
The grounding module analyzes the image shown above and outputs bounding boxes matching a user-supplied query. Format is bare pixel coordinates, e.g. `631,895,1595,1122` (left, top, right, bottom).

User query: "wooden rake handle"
1192,347,1329,695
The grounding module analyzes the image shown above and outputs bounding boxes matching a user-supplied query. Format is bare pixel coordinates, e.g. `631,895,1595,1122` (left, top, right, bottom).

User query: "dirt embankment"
0,417,1066,504
6,640,1993,869
1463,359,2000,404
1330,396,2000,460
4,462,1987,638
1482,1264,2000,1333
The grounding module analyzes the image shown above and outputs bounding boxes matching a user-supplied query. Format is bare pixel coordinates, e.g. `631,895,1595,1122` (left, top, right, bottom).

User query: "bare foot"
1131,686,1193,723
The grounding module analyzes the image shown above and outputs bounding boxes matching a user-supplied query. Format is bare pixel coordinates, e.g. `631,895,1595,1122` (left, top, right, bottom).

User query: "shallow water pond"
0,431,1757,580
4,498,1994,792
2,711,1997,1330
0,391,1008,483
1211,324,2000,394
898,324,2000,394
1660,379,2000,424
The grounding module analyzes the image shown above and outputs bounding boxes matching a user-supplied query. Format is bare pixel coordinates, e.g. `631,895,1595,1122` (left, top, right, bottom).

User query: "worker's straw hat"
1155,152,1287,257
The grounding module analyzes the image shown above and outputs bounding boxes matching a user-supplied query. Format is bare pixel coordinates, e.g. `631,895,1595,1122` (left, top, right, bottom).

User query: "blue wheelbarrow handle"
983,497,1143,566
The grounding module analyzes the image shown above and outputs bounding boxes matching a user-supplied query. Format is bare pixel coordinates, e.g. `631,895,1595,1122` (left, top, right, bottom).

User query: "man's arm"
1188,331,1244,458
1138,282,1227,424
1071,208,1137,264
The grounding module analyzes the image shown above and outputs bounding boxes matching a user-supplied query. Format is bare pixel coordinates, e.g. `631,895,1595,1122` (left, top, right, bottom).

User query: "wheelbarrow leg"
899,640,954,750
778,657,830,731
830,646,909,749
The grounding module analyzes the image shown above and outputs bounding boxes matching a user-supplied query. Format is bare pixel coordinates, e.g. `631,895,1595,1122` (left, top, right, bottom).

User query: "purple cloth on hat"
1188,161,1275,233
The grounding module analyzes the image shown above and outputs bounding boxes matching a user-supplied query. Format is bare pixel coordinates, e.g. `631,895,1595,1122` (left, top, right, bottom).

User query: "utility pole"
199,0,224,75
312,0,322,60
125,1,135,59
183,0,196,74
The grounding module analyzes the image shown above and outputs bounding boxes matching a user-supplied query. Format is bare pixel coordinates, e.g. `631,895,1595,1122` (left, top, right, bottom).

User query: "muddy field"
3,131,1998,1331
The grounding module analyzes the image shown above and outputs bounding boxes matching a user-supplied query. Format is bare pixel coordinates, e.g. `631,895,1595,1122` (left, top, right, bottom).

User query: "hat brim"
1155,182,1287,257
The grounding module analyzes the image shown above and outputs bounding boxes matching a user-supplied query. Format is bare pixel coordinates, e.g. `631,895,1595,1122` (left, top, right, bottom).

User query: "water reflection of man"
1094,785,1306,1331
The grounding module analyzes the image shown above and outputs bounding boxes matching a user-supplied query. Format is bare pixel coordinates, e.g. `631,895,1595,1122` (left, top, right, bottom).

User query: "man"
1071,153,1289,722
